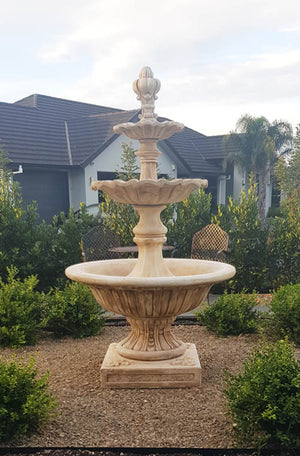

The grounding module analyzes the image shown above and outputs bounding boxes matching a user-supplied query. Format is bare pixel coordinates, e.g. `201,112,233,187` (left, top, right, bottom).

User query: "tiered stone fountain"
66,67,235,388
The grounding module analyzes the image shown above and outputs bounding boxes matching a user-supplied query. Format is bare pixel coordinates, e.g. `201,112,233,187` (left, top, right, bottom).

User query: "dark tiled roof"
0,94,227,174
67,110,139,166
163,126,224,175
0,95,128,167
200,135,231,160
0,102,70,166
14,94,120,119
14,94,37,108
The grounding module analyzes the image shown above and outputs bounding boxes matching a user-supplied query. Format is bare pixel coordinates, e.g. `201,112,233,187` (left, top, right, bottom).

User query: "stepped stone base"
100,342,201,388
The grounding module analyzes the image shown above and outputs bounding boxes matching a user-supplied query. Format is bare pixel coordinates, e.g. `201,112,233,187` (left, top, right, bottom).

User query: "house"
0,94,269,221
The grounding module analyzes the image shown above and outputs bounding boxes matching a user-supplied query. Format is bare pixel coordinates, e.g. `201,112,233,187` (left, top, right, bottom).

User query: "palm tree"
224,114,293,219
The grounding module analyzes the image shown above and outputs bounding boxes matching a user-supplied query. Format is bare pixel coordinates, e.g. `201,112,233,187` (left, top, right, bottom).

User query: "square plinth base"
100,343,201,388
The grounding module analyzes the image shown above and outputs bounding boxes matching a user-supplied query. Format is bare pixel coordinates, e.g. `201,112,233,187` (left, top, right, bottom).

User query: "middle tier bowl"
66,258,236,361
91,178,208,205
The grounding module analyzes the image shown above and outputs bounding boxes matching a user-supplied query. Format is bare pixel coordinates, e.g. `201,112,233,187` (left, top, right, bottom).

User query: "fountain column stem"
129,204,172,277
130,133,172,277
137,140,160,180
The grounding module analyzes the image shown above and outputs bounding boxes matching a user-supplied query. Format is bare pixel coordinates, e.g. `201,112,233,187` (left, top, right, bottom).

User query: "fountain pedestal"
101,343,201,388
66,67,236,388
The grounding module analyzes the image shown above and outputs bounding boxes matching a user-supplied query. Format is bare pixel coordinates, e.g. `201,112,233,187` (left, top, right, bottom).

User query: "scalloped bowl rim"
65,258,236,288
92,178,207,187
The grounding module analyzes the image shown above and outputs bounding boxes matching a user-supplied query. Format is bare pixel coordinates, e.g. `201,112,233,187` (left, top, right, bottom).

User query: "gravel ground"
0,325,260,449
0,449,288,456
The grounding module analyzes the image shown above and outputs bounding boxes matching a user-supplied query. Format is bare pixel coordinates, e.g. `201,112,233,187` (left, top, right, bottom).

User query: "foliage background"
0,150,98,290
1,120,300,293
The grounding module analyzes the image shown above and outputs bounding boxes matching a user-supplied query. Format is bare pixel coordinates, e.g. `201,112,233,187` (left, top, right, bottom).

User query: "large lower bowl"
66,259,235,360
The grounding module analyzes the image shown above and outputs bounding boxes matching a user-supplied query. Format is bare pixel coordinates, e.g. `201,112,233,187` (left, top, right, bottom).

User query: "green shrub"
44,281,106,338
224,338,300,449
167,189,212,258
0,152,41,284
19,204,99,291
0,268,43,348
268,130,300,288
267,214,300,289
196,292,258,336
0,151,99,291
100,195,139,247
213,177,269,292
100,143,139,246
51,205,99,285
270,284,300,345
0,356,57,442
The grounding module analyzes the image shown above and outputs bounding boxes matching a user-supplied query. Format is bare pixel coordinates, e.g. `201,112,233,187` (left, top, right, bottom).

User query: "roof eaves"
10,161,74,170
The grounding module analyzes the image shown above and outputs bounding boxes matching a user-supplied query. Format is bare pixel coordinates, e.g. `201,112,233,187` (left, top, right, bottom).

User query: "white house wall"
233,165,244,201
217,176,226,205
69,144,274,216
265,168,272,217
68,168,86,211
157,147,177,179
83,135,177,213
232,165,273,215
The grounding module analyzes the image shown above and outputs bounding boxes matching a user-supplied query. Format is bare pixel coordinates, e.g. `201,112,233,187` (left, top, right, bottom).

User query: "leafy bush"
196,292,259,336
167,189,212,258
100,143,139,246
44,281,105,338
15,204,99,291
0,151,41,283
224,338,300,449
101,195,139,247
267,215,300,288
213,177,268,292
270,284,300,345
0,268,43,348
267,127,300,287
0,356,57,442
0,151,99,290
49,205,99,288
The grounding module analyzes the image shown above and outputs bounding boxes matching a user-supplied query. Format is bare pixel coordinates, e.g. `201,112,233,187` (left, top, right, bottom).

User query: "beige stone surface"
101,342,201,388
91,178,208,205
65,67,236,386
66,258,235,364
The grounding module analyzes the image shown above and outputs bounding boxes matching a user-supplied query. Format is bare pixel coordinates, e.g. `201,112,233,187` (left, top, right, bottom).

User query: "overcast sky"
1,0,300,135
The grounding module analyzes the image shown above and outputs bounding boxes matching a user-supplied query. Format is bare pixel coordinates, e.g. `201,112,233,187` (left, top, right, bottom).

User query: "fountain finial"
114,66,183,141
133,66,161,120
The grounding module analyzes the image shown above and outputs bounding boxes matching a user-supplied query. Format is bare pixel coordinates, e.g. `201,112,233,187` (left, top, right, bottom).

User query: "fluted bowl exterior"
113,119,184,141
91,178,208,205
65,258,235,318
